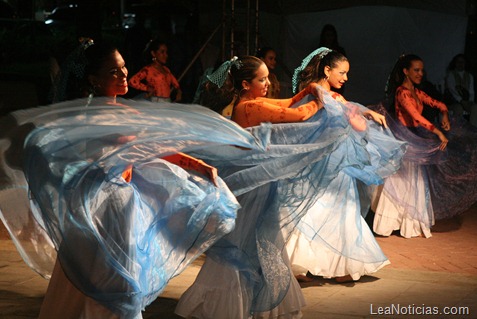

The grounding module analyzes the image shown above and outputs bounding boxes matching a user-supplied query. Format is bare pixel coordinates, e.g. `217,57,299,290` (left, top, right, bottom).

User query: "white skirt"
372,161,434,239
175,256,305,319
286,172,390,280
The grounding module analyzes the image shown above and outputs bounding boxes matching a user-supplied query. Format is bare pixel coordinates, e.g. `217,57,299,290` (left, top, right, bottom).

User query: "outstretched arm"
331,92,388,128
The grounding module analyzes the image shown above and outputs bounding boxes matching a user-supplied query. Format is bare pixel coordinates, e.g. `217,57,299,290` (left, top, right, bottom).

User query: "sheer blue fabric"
186,87,406,313
286,90,406,278
0,97,270,318
427,117,477,219
371,103,477,221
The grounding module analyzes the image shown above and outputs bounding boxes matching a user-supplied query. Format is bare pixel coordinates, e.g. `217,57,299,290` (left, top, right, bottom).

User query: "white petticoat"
175,256,305,319
372,161,434,238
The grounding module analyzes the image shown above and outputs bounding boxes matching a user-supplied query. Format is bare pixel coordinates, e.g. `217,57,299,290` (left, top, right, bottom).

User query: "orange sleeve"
128,67,148,91
121,164,133,183
290,83,319,105
165,67,180,90
232,84,321,128
258,83,319,108
161,152,216,181
416,89,448,113
233,98,321,128
396,88,435,131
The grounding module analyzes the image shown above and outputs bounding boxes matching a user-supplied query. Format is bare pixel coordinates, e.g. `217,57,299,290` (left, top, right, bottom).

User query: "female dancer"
0,43,268,318
373,54,477,238
175,54,404,318
176,56,322,319
286,47,406,283
128,38,182,103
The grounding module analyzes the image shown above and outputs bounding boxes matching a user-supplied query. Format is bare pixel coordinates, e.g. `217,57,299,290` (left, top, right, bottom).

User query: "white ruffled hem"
373,189,433,239
371,162,434,239
175,257,305,319
287,232,389,281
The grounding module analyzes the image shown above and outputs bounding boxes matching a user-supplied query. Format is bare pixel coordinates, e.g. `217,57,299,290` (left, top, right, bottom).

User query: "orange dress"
395,86,447,132
232,84,322,128
128,64,180,98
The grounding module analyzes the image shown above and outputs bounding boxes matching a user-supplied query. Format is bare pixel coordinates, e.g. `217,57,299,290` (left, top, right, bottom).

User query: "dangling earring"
152,57,157,62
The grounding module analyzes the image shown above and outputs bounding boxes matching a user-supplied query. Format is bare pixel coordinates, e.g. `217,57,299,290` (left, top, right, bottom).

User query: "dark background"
1,0,476,115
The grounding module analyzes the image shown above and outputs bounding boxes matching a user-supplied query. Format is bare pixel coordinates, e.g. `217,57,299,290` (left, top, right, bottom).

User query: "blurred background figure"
318,24,346,95
318,24,346,57
256,46,281,98
444,53,477,126
129,38,182,103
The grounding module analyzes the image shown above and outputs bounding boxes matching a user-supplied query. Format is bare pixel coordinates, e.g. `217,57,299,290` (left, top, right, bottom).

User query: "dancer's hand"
433,129,448,151
441,112,450,131
362,110,388,128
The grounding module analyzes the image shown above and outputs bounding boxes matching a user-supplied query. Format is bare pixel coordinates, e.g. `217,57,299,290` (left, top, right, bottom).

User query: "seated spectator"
444,53,477,126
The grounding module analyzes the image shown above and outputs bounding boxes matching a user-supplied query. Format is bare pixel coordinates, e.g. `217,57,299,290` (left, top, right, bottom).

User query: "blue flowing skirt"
183,88,406,314
0,97,269,318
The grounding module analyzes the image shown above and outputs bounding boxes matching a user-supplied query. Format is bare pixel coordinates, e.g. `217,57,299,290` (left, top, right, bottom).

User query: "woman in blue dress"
0,42,269,319
285,47,407,283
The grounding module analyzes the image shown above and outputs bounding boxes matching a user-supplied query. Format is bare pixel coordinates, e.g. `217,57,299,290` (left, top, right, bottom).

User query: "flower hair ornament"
292,47,332,93
206,56,242,88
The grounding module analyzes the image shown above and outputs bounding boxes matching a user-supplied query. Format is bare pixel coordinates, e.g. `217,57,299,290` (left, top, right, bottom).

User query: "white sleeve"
445,73,461,102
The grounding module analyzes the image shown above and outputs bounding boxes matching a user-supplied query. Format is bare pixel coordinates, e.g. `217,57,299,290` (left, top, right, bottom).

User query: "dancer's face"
152,44,168,65
403,60,424,85
261,50,277,70
325,60,349,90
90,50,128,97
243,63,270,99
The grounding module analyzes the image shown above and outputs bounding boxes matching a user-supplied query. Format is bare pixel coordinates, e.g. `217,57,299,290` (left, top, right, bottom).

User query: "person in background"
256,47,281,98
129,38,182,103
318,24,347,94
318,24,346,57
444,53,477,127
49,35,95,103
